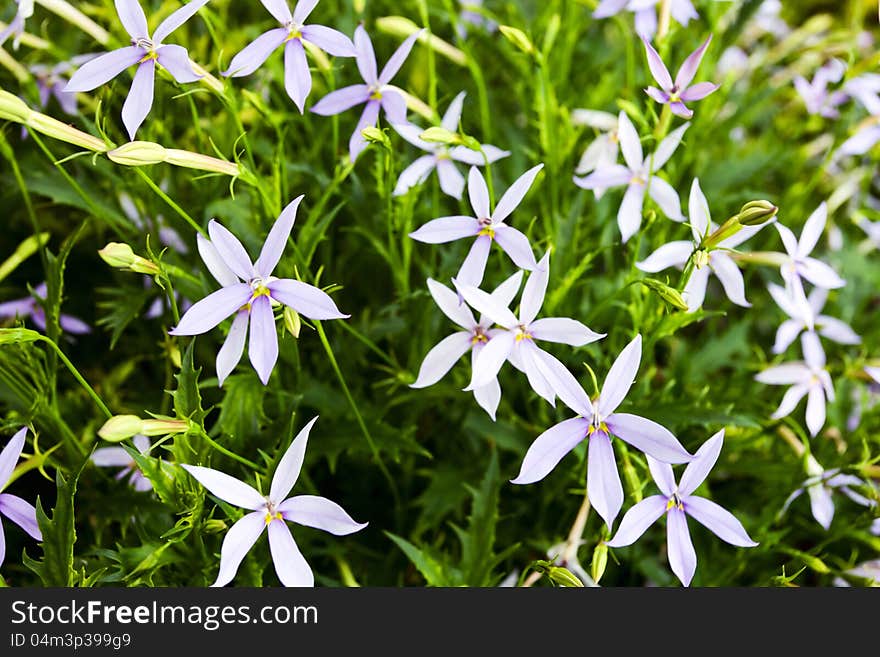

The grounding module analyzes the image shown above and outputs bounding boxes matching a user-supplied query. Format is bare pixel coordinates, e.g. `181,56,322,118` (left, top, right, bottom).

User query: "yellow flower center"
666,494,684,511
478,226,495,239
264,511,283,525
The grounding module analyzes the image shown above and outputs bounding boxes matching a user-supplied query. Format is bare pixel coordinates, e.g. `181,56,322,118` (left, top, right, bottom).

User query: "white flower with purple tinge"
607,429,758,587
642,35,718,120
409,164,542,289
410,271,523,421
776,202,845,294
0,0,33,50
511,334,692,529
30,55,101,116
223,0,355,113
456,0,497,39
574,111,687,243
181,416,367,587
310,24,422,162
456,251,605,407
794,59,847,119
0,282,90,335
782,455,876,531
637,178,764,313
767,283,860,355
168,196,349,386
0,427,42,569
91,434,152,492
572,109,619,199
392,92,509,199
64,0,209,140
593,0,698,39
755,331,835,437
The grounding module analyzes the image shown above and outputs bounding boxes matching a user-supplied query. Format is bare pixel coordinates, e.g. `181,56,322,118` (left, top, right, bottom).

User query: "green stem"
37,336,112,418
200,429,261,470
134,168,204,237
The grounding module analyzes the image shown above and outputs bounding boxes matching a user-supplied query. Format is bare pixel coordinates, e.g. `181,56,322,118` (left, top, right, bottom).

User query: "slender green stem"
135,168,204,237
37,336,112,418
200,429,261,470
0,132,48,272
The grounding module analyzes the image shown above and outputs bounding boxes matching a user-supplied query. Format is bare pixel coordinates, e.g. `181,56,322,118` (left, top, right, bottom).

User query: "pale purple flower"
752,0,789,38
65,0,209,140
572,109,619,199
574,111,687,242
410,271,523,420
181,416,367,587
767,283,860,354
794,59,847,119
838,120,880,158
642,35,718,120
0,427,42,568
637,178,764,312
755,331,835,437
30,55,100,116
781,455,876,530
409,164,542,288
867,366,880,385
776,202,845,292
168,196,349,386
456,0,497,39
844,73,880,115
310,25,422,162
91,434,152,492
593,0,698,39
0,0,33,50
223,0,355,113
607,429,758,587
392,92,509,199
511,334,692,529
457,251,605,407
0,282,91,335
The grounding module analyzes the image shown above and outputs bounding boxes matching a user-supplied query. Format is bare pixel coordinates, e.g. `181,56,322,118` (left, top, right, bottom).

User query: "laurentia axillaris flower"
0,428,42,569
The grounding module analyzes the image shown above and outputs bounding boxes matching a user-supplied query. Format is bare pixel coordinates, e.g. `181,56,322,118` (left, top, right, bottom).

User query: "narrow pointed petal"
435,159,465,198
806,483,834,529
667,508,697,586
652,123,689,170
394,155,437,196
408,215,479,243
618,183,646,243
573,164,632,190
310,84,369,115
773,319,803,354
529,318,604,346
755,363,810,385
168,284,251,336
121,60,155,140
645,85,670,105
606,496,667,547
798,257,845,289
279,495,367,535
270,416,318,503
262,0,293,25
641,35,673,89
488,270,524,312
767,282,801,319
518,251,550,325
353,25,377,83
208,220,256,281
268,520,314,586
633,8,657,37
59,314,91,335
410,332,472,388
455,235,492,288
392,122,433,150
805,385,826,436
0,493,40,539
153,0,210,45
668,101,693,119
181,464,264,510
91,446,135,467
678,429,723,496
115,0,148,39
771,382,809,419
683,267,709,312
493,225,537,271
492,164,543,224
292,0,319,24
216,310,249,386
587,431,624,530
348,100,380,161
636,241,692,272
617,111,644,171
710,252,750,307
467,166,490,219
675,35,712,90
530,349,593,417
685,496,758,547
284,39,311,112
211,511,265,587
598,334,642,417
255,196,303,277
510,418,588,485
775,223,799,257
520,342,558,406
157,44,201,83
427,278,476,329
807,287,828,315
380,88,408,124
839,125,880,156
449,144,510,165
0,298,35,320
196,234,240,287
0,427,27,489
468,331,515,389
817,316,860,345
472,375,502,421
378,30,422,85
606,413,692,464
248,295,279,385
647,176,682,221
798,202,827,257
688,178,710,241
647,455,676,496
440,91,466,131
802,330,826,369
680,81,718,102
593,0,629,18
300,25,356,57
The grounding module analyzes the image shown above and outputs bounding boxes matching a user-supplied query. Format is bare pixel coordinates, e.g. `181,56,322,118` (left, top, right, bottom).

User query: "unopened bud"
98,415,144,442
164,149,240,176
140,418,189,436
641,278,689,312
0,89,33,122
361,126,391,150
459,134,482,152
283,306,302,338
419,126,461,146
738,199,778,226
98,242,160,275
703,216,741,249
27,112,108,152
548,566,584,588
203,519,229,533
107,140,167,166
499,25,535,55
591,542,609,584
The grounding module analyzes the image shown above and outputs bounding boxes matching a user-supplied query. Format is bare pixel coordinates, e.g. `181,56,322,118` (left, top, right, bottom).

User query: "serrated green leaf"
24,468,79,586
385,532,448,586
173,339,203,421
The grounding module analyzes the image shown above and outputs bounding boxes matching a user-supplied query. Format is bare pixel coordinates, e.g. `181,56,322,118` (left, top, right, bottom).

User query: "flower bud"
0,89,33,123
27,111,108,152
283,306,302,338
703,216,740,249
98,415,144,442
591,542,609,583
499,25,535,55
107,140,167,166
737,200,778,226
164,149,240,176
419,126,461,146
548,566,584,588
140,418,189,436
98,242,160,275
361,126,391,150
641,278,689,312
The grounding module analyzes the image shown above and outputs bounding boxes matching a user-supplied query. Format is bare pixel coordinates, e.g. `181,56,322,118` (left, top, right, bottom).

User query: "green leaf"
122,444,177,506
24,468,80,586
452,449,502,587
0,232,49,284
214,373,267,445
173,339,203,421
385,532,448,586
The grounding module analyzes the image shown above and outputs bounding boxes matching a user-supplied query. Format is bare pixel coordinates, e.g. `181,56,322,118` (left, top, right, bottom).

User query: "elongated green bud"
164,149,240,176
419,126,461,146
27,112,108,152
738,199,778,226
98,415,144,442
548,566,584,588
107,141,167,166
0,91,32,122
499,25,535,55
98,242,160,275
283,306,302,338
591,543,609,584
140,418,189,436
641,278,689,312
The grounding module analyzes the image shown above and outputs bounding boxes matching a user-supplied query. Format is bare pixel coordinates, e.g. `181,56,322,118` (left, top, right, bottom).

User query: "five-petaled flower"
642,34,719,119
409,164,543,288
0,282,91,336
65,0,209,139
767,282,860,355
310,24,422,162
0,427,42,569
606,429,758,587
574,111,687,242
181,416,367,587
223,0,355,113
572,109,619,199
593,0,698,39
392,92,509,199
511,334,692,529
91,434,153,492
410,272,523,420
793,59,847,119
0,0,33,50
776,202,845,294
168,196,349,386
